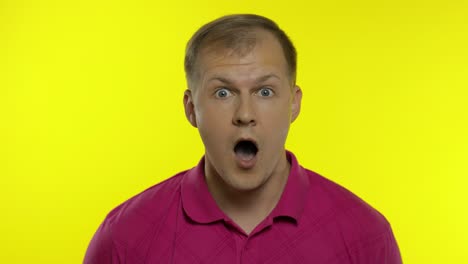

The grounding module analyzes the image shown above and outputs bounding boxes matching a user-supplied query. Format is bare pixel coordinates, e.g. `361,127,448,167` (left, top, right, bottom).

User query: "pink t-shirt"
84,151,402,263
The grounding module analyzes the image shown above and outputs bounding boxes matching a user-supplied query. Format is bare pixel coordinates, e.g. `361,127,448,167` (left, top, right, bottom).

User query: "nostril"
233,117,256,126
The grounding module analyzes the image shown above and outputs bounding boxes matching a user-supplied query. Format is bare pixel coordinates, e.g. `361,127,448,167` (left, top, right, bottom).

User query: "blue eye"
215,88,231,98
258,88,274,97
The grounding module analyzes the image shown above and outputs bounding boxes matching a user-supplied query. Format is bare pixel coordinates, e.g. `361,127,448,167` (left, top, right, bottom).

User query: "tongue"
236,149,256,161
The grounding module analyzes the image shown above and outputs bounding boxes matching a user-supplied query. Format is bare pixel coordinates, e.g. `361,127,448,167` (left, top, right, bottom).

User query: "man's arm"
83,219,122,264
350,226,403,264
329,224,402,264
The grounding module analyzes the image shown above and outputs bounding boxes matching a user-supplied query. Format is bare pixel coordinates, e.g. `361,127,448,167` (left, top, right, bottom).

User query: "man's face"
184,29,302,192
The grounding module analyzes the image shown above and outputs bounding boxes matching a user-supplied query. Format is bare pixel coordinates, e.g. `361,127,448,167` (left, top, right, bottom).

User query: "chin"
225,173,268,193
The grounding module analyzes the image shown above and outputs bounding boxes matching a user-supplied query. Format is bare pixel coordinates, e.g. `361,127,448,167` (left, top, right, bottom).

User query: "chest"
123,220,353,264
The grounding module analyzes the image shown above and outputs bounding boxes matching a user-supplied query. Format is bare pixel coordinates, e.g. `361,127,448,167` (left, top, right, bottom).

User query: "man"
84,14,402,263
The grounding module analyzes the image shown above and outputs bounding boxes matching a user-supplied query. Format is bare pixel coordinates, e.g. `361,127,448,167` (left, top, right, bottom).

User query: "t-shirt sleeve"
350,225,403,264
83,219,122,264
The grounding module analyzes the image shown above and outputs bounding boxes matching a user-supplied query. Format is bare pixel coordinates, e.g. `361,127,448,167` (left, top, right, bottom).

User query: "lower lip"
234,152,258,169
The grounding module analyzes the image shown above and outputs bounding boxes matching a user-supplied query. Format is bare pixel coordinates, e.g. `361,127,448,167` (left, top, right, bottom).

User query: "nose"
232,96,256,126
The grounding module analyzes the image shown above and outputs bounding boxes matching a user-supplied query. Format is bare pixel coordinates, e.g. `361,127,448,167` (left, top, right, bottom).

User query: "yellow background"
2,0,467,263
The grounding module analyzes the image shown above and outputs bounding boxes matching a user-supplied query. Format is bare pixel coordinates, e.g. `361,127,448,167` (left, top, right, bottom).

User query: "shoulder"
84,171,190,263
84,170,190,263
304,168,389,228
303,168,396,244
103,170,187,245
301,168,401,262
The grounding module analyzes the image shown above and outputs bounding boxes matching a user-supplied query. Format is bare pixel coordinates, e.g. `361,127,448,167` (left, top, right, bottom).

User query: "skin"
183,29,302,234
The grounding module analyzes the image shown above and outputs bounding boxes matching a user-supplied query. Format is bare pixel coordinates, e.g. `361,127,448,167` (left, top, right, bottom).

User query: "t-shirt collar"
181,157,225,223
270,151,310,221
180,150,310,224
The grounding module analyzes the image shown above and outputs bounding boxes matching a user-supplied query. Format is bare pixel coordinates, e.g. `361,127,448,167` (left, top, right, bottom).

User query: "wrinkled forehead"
194,32,289,87
199,56,281,86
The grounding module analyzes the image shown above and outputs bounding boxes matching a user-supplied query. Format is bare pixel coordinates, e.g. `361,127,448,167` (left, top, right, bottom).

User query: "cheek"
196,105,224,128
260,106,292,139
196,99,234,125
195,106,230,145
261,100,291,122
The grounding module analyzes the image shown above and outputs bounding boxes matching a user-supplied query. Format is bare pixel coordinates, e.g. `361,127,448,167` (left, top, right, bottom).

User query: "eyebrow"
208,74,280,85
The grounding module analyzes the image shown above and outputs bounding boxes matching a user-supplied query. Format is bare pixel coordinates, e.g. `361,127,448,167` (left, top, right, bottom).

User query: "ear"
290,85,302,123
183,89,198,127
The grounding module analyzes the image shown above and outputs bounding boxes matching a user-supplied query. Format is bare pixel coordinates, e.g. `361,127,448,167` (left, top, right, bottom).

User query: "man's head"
183,14,302,193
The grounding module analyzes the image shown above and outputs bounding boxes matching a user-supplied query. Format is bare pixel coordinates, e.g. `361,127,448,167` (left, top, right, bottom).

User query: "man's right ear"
183,89,198,128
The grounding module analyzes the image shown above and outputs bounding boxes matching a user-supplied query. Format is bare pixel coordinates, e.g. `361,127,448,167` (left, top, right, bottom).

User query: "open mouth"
234,140,258,161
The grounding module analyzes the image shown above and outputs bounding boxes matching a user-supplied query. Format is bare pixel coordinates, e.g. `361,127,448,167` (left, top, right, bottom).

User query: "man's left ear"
291,85,302,123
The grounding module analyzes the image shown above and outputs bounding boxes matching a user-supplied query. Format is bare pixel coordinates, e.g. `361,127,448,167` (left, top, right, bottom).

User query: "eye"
258,87,274,97
215,88,232,98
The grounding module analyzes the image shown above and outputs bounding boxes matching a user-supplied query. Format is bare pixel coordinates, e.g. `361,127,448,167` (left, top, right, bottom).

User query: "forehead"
196,30,289,84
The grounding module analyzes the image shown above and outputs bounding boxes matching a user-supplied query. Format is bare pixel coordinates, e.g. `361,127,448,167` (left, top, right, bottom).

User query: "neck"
205,155,290,234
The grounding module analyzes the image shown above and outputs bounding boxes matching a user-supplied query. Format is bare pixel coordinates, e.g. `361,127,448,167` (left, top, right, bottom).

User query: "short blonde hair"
184,14,297,88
